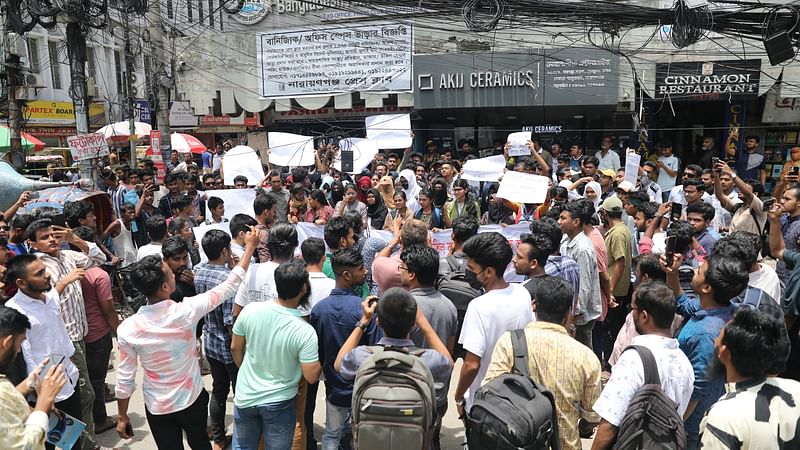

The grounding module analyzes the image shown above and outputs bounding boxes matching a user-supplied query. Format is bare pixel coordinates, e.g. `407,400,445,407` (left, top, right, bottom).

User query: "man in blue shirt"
310,249,381,450
334,288,454,450
686,202,719,255
194,229,237,450
662,251,749,449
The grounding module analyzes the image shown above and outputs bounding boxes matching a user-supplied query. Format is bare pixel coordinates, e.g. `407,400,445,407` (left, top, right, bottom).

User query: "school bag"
435,254,482,358
467,329,560,450
351,345,437,450
613,346,686,450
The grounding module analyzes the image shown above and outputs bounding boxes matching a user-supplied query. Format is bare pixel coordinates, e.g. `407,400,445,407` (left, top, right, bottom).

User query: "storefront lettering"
658,73,759,95
437,70,537,90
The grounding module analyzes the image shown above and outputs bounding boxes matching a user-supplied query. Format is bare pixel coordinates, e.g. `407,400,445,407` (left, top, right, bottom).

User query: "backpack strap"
510,329,530,378
625,345,661,386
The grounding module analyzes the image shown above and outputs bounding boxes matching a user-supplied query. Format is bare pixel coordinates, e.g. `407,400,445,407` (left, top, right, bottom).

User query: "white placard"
256,22,413,97
267,132,316,167
430,230,452,257
334,138,380,174
222,146,265,186
496,171,550,204
67,133,109,162
460,155,507,182
192,222,231,264
365,114,412,149
507,132,531,157
169,101,198,127
624,152,641,186
204,189,257,220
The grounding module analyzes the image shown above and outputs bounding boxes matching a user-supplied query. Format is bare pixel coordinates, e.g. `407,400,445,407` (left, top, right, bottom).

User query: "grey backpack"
613,346,687,450
351,346,437,450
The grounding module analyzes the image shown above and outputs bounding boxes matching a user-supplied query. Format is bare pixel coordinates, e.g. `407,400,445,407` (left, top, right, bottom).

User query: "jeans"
85,332,113,422
71,339,97,450
575,320,595,350
146,389,211,450
233,397,296,450
208,357,238,443
322,401,353,450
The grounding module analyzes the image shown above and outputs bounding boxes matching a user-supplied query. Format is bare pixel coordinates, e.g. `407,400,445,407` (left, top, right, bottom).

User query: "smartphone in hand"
671,202,683,222
763,198,776,212
665,235,678,267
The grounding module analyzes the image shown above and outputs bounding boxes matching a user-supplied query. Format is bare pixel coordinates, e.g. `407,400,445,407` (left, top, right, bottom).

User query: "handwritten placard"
67,133,109,162
496,171,550,204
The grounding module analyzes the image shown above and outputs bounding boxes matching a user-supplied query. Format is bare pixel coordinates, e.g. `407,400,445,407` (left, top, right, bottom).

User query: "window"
166,0,173,19
26,39,40,73
188,0,193,22
219,6,223,30
47,41,62,89
114,50,124,96
86,47,97,80
198,0,204,25
208,0,214,26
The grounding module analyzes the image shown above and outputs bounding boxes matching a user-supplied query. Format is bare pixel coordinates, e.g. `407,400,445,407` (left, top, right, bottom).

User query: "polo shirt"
408,287,458,350
233,300,319,408
309,288,382,407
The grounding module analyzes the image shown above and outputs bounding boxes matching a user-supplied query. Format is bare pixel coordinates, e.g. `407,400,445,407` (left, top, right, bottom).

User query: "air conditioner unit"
25,73,46,88
6,33,25,57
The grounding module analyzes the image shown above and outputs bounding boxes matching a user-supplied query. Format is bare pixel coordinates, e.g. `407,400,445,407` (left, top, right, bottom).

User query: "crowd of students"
0,134,798,450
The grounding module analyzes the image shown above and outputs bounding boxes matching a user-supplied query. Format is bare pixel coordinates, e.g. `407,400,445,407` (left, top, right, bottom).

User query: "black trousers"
85,332,113,422
305,381,319,450
46,388,83,450
145,389,211,450
208,357,238,443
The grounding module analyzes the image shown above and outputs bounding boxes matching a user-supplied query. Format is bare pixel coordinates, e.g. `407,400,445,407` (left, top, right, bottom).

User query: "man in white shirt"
301,237,336,314
592,280,694,449
137,215,167,261
595,136,621,171
5,255,84,449
453,232,535,417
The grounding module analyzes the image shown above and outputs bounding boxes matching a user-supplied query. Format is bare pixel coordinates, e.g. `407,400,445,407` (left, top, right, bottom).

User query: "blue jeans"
233,398,296,450
322,401,352,450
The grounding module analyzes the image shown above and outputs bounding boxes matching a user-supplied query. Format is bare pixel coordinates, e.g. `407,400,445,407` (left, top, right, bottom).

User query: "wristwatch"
355,320,368,332
731,173,737,180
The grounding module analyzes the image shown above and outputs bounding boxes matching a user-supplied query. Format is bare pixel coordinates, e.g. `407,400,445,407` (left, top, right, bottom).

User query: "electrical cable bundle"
671,0,713,48
462,0,505,32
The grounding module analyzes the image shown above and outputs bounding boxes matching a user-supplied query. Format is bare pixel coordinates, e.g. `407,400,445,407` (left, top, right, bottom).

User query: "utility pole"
2,5,23,155
122,9,136,164
147,0,171,157
65,18,94,181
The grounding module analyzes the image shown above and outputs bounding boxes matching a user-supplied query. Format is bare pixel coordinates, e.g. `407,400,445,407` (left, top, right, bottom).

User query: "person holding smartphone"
712,160,767,237
725,130,767,186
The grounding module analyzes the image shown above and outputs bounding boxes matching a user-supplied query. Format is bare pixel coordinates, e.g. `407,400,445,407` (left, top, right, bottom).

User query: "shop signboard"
23,101,106,126
655,60,761,100
414,49,619,109
256,21,413,97
762,87,800,123
169,101,198,128
122,100,152,123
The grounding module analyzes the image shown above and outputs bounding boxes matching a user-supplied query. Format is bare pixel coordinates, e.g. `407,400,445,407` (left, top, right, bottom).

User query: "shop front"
413,48,624,154
21,100,108,147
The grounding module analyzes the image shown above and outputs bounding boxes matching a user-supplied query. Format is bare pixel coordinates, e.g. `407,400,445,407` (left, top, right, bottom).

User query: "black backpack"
613,346,687,450
435,255,482,358
467,329,560,450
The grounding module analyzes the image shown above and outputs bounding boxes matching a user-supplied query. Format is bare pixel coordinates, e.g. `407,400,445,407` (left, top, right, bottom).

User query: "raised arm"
768,203,786,262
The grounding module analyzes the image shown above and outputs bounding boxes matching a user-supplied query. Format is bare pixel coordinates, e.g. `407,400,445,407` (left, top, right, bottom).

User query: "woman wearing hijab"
357,175,372,203
396,169,420,213
365,188,389,229
429,177,449,209
329,180,345,206
377,175,396,209
583,180,602,213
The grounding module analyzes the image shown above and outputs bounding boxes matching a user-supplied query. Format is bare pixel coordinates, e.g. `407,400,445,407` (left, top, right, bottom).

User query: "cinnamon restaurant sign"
655,60,761,100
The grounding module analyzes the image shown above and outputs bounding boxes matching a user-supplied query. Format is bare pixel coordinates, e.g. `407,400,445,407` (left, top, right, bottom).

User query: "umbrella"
95,121,152,141
0,125,46,152
171,133,206,154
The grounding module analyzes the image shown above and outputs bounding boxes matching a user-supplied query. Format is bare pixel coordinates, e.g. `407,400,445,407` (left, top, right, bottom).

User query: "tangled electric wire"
462,0,506,32
671,0,713,48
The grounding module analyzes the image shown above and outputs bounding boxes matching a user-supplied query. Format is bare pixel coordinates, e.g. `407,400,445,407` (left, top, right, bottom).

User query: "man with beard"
114,230,258,449
0,305,67,450
4,255,85,449
592,280,694,450
231,259,322,449
699,309,800,449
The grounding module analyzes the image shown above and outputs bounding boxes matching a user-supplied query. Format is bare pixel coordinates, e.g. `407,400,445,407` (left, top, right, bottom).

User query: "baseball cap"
616,180,635,192
426,140,435,146
600,196,624,212
599,169,616,178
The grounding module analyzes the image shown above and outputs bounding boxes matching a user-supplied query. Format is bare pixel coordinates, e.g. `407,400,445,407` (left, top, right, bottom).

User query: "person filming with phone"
711,159,767,236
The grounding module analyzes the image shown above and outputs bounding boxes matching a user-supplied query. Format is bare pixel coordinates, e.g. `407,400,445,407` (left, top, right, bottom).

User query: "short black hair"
324,216,352,250
26,219,53,242
634,254,666,282
637,201,659,220
331,248,363,275
121,202,135,213
705,256,749,305
686,202,715,221
146,215,168,241
301,237,326,265
530,218,562,253
0,305,31,338
202,229,231,261
230,213,257,238
274,259,309,301
4,254,38,288
72,225,96,242
171,195,192,212
400,245,439,286
682,178,705,191
582,156,600,167
452,216,479,244
233,175,248,185
712,231,760,269
533,276,573,323
268,222,298,259
162,235,190,259
462,232,512,275
634,280,676,329
130,255,166,296
344,211,364,236
667,221,694,254
63,200,94,228
744,135,760,143
11,214,34,232
253,195,276,216
722,308,782,378
377,287,417,339
207,196,224,210
564,199,593,226
685,164,703,176
519,234,552,268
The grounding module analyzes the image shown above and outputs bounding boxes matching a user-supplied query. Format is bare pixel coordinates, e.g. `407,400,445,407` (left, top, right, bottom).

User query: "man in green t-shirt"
600,196,632,365
231,260,321,449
